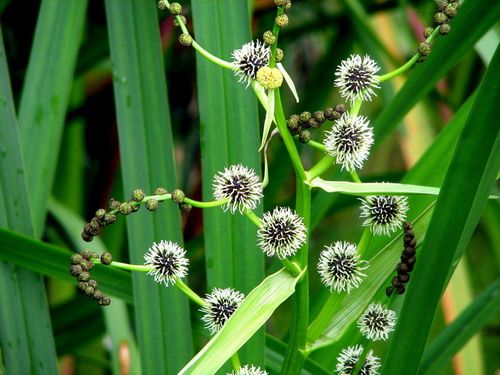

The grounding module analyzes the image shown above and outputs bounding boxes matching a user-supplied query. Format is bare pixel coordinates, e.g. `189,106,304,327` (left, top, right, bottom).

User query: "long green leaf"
382,44,500,375
180,269,301,375
18,0,88,238
0,28,58,374
105,1,193,373
419,281,500,374
372,0,500,145
191,0,264,365
309,179,440,196
0,227,133,303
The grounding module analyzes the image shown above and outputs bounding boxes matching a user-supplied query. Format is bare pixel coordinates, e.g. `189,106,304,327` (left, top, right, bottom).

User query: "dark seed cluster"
82,187,191,242
70,250,113,306
417,0,460,63
287,104,346,144
386,221,417,297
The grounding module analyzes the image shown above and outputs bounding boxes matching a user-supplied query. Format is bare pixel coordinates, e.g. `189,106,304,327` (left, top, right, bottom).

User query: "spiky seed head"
317,242,369,293
144,240,189,286
228,364,268,375
257,207,307,259
213,164,263,214
360,195,409,236
335,345,381,375
201,288,245,334
357,303,397,341
232,40,270,87
334,55,380,104
256,66,283,89
323,113,374,171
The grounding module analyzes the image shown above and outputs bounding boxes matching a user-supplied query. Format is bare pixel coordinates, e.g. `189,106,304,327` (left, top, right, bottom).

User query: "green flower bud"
324,107,334,120
256,67,283,89
307,118,319,129
93,290,104,300
81,260,94,272
287,115,300,131
104,213,117,224
174,15,187,28
99,296,111,306
439,23,451,35
108,198,121,210
424,27,434,38
78,281,87,290
70,254,83,265
172,189,185,204
313,110,326,124
78,271,90,282
84,223,99,236
180,203,192,212
131,189,145,202
299,130,311,144
444,5,457,18
299,111,311,123
95,209,106,221
275,14,289,28
157,1,167,11
263,31,276,45
433,12,448,25
154,187,168,195
274,0,287,5
275,48,284,62
119,202,132,215
70,265,83,277
285,0,292,10
146,199,159,211
335,104,346,113
417,42,432,56
81,231,93,242
131,203,140,212
179,33,193,47
88,279,98,289
84,285,95,296
169,2,182,15
100,252,113,265
81,250,94,260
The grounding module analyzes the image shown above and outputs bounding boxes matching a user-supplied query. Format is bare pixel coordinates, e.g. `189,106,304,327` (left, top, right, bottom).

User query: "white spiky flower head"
317,241,369,293
257,207,307,259
213,164,263,214
232,40,270,87
143,240,189,286
323,113,374,171
335,345,381,375
357,303,397,341
360,195,409,236
228,364,268,375
334,55,380,104
201,288,245,335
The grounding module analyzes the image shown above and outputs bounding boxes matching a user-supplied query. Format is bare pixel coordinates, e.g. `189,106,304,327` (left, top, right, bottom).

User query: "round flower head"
201,288,245,335
357,303,397,341
317,241,369,293
334,55,380,104
228,364,268,375
144,240,189,286
232,40,270,87
323,113,374,171
360,195,409,236
213,164,263,214
335,345,381,375
258,207,307,259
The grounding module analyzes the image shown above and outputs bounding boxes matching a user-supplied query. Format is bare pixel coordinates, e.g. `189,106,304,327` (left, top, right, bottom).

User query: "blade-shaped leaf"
180,269,302,375
308,179,440,196
382,44,500,375
105,1,193,373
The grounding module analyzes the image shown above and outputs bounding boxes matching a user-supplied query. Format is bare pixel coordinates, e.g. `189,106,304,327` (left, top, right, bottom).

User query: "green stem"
175,279,206,307
244,210,262,227
281,179,311,375
350,99,363,116
93,259,152,272
350,170,362,183
378,27,441,82
302,139,326,152
306,155,334,181
269,6,285,67
274,91,307,181
230,353,242,371
183,197,229,208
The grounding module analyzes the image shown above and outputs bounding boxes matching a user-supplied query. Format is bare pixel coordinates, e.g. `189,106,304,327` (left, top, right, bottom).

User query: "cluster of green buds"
69,250,113,306
418,0,461,62
157,1,192,46
286,104,346,144
81,187,190,242
386,221,418,296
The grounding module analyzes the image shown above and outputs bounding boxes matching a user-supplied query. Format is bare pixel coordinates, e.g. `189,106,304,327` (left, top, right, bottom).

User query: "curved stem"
306,155,335,182
230,353,242,371
378,27,441,82
93,259,152,272
350,170,362,183
244,210,262,227
175,279,206,307
183,197,229,208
